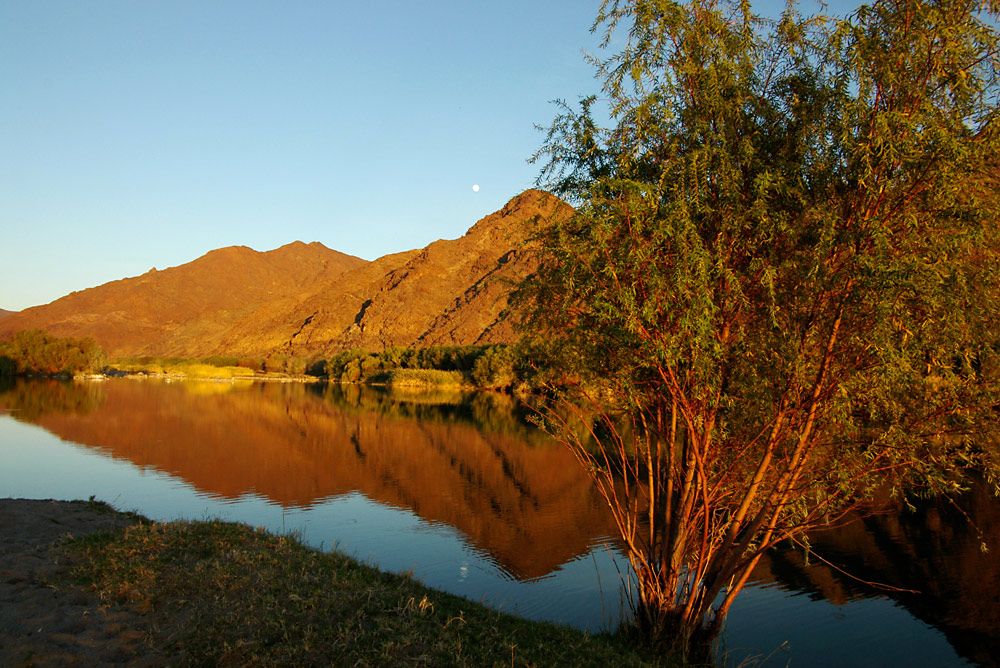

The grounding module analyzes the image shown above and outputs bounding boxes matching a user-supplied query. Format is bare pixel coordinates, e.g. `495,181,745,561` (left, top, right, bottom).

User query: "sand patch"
0,498,163,668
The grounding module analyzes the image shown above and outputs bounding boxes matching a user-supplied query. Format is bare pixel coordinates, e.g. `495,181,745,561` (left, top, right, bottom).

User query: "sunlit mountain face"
0,190,571,361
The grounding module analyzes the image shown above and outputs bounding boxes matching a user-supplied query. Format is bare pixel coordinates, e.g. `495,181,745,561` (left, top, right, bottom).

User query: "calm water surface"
0,378,995,667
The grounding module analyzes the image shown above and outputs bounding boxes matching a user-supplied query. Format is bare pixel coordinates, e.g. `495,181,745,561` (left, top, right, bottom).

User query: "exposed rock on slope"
0,190,571,359
241,189,569,360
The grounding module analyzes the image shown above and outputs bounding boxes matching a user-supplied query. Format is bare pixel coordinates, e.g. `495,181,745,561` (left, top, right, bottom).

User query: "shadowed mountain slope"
0,190,571,359
0,309,14,321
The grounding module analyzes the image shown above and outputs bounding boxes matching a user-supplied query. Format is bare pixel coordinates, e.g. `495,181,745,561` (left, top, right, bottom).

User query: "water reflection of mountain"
752,483,1000,667
2,379,618,581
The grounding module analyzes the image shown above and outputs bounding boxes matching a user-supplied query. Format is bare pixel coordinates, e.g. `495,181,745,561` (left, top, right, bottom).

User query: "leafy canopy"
0,329,106,376
526,0,1000,653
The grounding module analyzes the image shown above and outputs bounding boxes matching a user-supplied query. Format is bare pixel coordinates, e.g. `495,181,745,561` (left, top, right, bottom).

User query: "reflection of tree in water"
314,384,554,448
755,482,1000,667
0,379,106,422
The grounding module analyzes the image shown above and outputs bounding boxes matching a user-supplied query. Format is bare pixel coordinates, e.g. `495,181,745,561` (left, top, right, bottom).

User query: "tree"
3,329,106,375
526,0,1000,658
0,355,15,377
471,345,519,389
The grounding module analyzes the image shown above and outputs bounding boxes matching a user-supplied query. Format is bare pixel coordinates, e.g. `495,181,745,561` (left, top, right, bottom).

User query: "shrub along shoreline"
58,503,679,667
0,329,535,393
324,344,523,390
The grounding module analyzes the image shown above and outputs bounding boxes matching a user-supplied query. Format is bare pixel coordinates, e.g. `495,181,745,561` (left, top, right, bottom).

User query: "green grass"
61,516,680,668
370,368,472,388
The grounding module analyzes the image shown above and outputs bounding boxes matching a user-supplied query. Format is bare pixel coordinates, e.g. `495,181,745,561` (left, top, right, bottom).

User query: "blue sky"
2,0,840,312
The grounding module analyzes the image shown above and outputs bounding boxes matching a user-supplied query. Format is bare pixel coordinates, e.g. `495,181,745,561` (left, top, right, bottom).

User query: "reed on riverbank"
61,507,680,668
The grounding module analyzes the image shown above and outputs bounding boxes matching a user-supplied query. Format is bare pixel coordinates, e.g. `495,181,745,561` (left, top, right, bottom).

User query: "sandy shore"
0,498,163,668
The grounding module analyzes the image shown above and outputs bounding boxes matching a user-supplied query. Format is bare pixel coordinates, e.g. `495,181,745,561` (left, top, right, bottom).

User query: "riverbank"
98,369,322,383
0,498,679,668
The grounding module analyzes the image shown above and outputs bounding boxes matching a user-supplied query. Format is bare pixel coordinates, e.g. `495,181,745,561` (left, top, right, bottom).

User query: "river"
0,377,995,666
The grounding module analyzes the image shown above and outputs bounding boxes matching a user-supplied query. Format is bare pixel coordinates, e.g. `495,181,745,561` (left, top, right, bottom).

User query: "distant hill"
0,241,367,358
0,309,15,321
0,190,571,361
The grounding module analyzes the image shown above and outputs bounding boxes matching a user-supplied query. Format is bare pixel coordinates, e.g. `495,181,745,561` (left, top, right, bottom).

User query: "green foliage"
258,354,316,375
111,357,258,378
528,0,1000,656
371,368,470,388
410,345,483,372
326,348,370,383
471,345,519,389
200,355,240,368
0,329,106,375
326,345,529,389
304,358,327,376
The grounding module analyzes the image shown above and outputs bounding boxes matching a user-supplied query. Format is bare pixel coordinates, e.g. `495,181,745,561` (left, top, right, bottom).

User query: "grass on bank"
367,368,472,389
111,358,260,379
61,509,680,668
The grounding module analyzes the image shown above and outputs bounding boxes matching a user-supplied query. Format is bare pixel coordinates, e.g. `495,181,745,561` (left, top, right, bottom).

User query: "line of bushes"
325,344,522,390
0,330,552,392
111,355,264,378
112,355,334,377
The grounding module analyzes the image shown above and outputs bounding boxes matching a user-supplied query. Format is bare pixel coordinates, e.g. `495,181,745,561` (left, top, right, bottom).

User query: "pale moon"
472,184,480,192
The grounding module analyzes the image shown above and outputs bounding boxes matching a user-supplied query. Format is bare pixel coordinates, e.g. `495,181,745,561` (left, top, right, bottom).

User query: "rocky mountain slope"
0,190,570,360
0,241,367,357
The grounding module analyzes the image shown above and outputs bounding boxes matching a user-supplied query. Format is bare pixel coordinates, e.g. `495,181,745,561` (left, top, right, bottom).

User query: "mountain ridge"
0,190,571,362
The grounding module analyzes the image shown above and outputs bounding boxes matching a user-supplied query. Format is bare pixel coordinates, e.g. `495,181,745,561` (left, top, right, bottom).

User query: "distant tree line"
325,344,522,390
0,332,542,391
0,329,106,376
